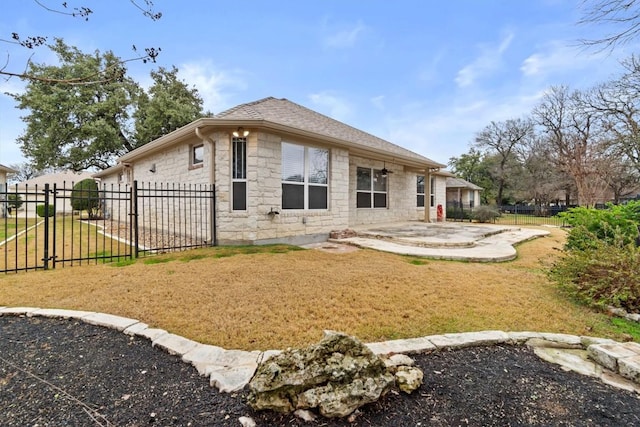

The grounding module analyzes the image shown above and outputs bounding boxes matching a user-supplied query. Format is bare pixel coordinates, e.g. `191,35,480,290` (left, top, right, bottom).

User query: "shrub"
71,178,101,218
549,201,640,314
560,202,640,251
7,194,23,211
472,205,500,223
549,240,640,313
36,204,55,218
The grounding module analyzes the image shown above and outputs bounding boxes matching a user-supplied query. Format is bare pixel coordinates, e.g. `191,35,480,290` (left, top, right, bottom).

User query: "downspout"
195,126,217,246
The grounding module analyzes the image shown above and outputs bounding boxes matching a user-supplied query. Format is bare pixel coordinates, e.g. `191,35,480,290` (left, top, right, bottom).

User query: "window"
356,167,387,208
281,142,328,209
191,144,204,167
430,176,436,207
417,175,425,207
232,137,247,210
469,190,475,208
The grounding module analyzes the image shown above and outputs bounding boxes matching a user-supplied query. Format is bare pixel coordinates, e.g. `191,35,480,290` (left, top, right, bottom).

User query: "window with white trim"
281,142,328,209
232,137,247,210
190,144,204,168
356,167,387,208
417,175,425,207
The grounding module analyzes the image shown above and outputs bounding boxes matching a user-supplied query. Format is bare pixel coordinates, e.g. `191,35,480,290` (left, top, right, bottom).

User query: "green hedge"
36,204,55,218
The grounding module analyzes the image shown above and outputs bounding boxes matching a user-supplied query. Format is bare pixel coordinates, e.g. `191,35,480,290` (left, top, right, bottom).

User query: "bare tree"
0,0,162,85
578,0,640,51
474,118,534,204
597,151,640,203
533,86,608,207
587,56,640,173
7,162,49,184
515,135,571,209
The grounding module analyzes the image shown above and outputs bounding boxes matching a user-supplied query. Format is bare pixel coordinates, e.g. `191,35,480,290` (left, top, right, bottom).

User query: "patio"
319,222,551,262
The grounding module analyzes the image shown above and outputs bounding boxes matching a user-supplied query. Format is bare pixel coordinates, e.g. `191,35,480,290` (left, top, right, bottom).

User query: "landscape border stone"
1,306,639,395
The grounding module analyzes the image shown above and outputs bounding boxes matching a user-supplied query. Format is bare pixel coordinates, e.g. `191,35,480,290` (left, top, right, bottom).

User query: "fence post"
211,184,217,246
52,183,58,269
132,180,140,258
43,184,50,270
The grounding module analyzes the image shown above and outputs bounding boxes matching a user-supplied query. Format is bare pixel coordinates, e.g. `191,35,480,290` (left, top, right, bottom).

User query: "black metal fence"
446,202,569,227
1,181,216,273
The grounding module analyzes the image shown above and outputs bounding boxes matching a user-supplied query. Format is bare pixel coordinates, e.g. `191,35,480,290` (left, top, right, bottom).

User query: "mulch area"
1,316,639,426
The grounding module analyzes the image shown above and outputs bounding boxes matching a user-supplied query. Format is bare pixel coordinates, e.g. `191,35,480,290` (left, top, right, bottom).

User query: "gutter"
112,118,445,171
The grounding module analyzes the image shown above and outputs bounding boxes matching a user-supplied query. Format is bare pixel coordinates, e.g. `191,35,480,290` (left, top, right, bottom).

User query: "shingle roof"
18,170,94,188
0,164,17,174
217,97,442,166
446,177,483,190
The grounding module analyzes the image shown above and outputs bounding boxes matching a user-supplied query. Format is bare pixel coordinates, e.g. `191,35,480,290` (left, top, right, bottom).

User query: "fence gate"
1,181,215,274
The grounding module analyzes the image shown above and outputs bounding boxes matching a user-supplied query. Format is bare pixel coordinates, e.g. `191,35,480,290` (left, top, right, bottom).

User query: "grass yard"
0,216,132,271
0,217,39,241
0,227,633,350
494,213,566,227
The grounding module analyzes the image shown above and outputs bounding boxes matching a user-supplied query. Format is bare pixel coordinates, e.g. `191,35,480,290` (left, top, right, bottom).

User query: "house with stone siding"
93,97,446,245
446,177,483,210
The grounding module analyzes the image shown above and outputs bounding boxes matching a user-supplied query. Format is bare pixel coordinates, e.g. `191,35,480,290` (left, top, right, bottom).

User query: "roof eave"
113,118,445,170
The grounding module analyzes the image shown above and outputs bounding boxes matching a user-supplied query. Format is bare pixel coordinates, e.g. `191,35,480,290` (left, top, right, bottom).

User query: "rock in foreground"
247,331,402,418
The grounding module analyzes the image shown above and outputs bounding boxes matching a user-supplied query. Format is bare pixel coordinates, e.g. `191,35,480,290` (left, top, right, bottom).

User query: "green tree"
133,66,204,146
448,149,495,203
71,178,100,218
7,194,24,212
9,40,203,171
474,118,533,205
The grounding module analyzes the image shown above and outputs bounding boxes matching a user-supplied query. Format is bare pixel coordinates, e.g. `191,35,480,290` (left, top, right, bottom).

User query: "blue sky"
0,0,636,168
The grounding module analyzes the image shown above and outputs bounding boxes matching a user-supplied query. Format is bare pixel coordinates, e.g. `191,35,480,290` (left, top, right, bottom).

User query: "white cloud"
455,31,514,88
308,92,353,121
370,95,385,110
323,20,367,49
520,41,603,78
179,60,248,114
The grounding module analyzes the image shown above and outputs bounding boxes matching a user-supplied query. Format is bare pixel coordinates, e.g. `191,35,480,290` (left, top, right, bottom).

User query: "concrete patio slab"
329,221,550,262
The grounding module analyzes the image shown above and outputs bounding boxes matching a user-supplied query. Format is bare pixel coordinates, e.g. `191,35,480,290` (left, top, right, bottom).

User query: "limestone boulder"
394,366,424,393
247,331,396,418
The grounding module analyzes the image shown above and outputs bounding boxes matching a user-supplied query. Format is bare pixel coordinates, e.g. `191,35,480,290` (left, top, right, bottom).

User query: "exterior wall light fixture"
232,127,250,137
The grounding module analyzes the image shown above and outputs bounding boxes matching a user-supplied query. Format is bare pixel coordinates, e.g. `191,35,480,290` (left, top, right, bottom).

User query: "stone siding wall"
349,156,438,226
96,130,442,244
216,132,350,244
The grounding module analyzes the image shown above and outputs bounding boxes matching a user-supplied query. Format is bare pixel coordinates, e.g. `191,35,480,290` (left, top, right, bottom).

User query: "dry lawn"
1,217,131,271
0,227,622,351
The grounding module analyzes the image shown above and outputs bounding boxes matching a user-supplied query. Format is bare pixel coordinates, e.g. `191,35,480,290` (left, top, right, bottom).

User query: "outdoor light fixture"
380,162,392,177
149,163,156,173
232,127,250,137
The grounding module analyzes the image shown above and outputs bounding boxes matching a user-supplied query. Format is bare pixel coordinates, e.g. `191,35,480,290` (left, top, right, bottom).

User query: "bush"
36,204,55,218
71,178,101,218
472,205,500,223
7,194,23,211
548,201,640,314
559,202,640,251
549,240,640,313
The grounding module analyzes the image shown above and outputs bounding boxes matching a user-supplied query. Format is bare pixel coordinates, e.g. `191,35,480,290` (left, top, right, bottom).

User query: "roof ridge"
215,96,278,118
278,98,422,156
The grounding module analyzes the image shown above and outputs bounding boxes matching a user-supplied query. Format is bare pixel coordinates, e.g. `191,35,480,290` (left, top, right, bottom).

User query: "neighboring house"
0,164,17,218
94,97,447,245
15,170,94,217
446,177,482,209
